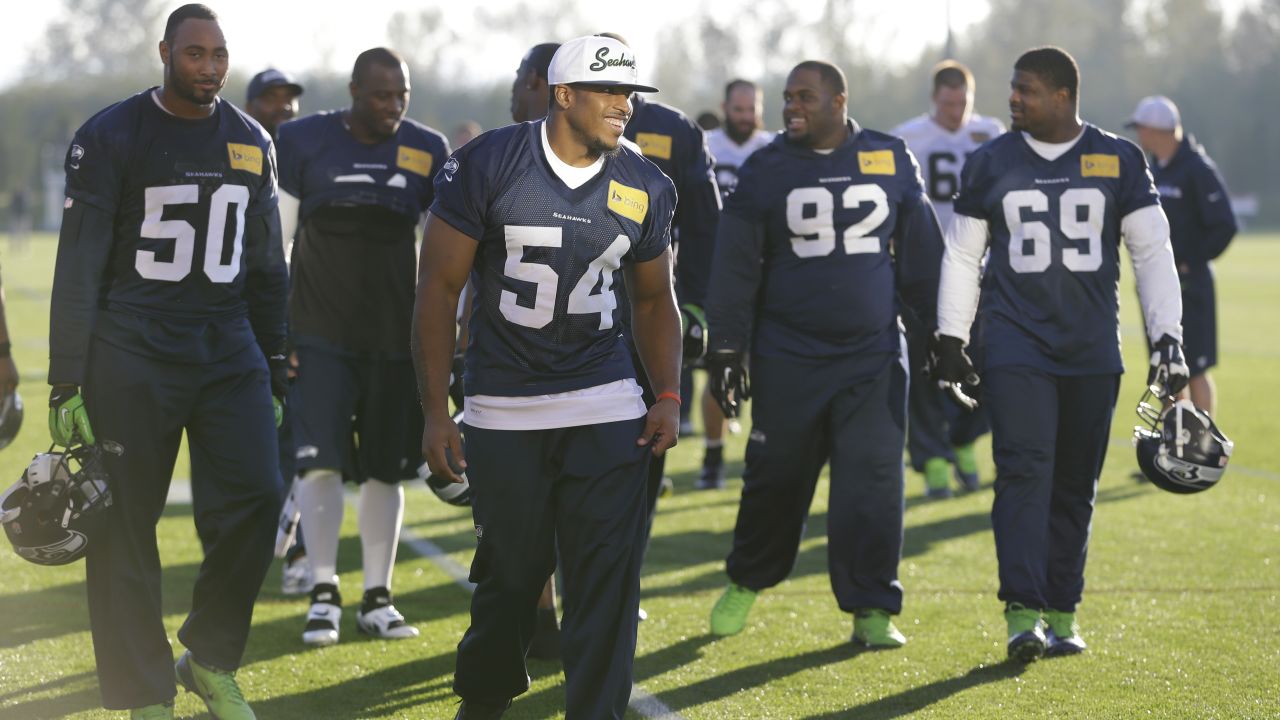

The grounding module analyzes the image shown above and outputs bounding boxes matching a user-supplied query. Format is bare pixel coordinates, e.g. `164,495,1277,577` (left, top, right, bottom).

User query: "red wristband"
657,391,682,406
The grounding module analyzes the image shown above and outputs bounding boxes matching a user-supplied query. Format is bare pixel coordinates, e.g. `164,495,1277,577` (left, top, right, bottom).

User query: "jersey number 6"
137,184,248,283
499,226,631,331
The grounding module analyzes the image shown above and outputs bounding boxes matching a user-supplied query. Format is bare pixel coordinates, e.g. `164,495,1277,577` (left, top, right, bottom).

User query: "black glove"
268,353,289,428
448,351,465,410
706,349,749,419
928,333,980,411
679,304,709,364
1147,334,1189,397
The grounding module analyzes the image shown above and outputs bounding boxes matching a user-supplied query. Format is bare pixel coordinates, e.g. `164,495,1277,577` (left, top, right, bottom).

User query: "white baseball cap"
547,35,659,93
1125,95,1181,131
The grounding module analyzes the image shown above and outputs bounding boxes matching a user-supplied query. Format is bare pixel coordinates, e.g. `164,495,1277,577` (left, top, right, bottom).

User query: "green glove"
273,396,284,429
49,384,95,446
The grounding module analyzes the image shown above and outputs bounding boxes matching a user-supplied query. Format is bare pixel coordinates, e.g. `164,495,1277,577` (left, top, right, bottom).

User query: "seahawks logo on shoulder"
443,157,460,182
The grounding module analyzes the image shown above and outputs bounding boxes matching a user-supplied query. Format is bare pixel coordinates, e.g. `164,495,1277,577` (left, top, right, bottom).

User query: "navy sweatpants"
727,353,907,614
984,366,1119,612
82,339,282,709
454,417,650,720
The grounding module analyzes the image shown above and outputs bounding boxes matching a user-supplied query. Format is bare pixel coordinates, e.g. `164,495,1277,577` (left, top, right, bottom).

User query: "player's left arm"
1191,157,1238,262
893,147,946,332
670,124,722,308
625,246,681,456
243,144,290,417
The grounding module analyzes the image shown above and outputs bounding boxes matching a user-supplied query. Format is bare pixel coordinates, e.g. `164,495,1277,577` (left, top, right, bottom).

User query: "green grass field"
1,232,1277,719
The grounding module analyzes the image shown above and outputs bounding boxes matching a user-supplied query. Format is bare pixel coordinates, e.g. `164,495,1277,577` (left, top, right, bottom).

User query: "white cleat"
356,590,419,640
303,583,341,647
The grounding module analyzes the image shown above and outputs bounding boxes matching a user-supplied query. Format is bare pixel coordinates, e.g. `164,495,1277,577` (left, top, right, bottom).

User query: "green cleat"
852,608,907,648
176,650,256,720
710,583,758,636
1043,609,1087,657
130,703,174,720
924,457,953,498
1005,602,1046,663
952,443,981,491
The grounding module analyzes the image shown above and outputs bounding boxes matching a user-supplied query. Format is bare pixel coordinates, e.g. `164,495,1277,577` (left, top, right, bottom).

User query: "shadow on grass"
248,650,458,719
802,661,1027,719
0,671,99,719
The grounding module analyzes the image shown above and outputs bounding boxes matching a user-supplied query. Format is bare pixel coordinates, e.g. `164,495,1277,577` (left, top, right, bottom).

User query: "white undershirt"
937,128,1182,345
464,120,647,431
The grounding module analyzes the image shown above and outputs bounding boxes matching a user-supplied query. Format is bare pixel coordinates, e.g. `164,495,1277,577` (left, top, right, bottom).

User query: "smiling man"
49,4,287,717
274,47,450,650
413,34,679,720
704,60,945,649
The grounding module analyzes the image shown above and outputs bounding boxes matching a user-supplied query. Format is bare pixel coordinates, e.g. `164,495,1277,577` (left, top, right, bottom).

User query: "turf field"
1,232,1277,719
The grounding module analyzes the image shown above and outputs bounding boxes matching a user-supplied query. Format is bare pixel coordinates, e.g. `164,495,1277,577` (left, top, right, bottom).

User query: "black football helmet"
1,443,113,565
680,304,709,364
1133,388,1233,494
0,390,22,450
420,411,472,507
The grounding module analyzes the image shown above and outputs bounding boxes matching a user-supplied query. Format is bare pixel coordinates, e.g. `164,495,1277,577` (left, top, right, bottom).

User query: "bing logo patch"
607,180,648,223
226,143,263,175
858,150,896,175
1081,154,1120,178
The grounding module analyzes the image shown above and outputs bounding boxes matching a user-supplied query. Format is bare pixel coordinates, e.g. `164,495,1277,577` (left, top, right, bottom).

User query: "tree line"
2,0,1277,227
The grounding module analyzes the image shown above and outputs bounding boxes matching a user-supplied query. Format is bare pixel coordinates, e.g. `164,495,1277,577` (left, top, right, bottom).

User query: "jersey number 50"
500,226,631,331
1002,187,1105,273
137,184,248,283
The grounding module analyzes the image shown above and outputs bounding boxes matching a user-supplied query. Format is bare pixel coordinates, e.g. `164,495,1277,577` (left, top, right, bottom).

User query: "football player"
705,60,945,648
891,60,1004,498
244,66,313,596
276,48,449,646
414,35,680,720
1126,95,1236,416
48,4,287,717
700,78,772,489
933,47,1185,661
245,68,302,139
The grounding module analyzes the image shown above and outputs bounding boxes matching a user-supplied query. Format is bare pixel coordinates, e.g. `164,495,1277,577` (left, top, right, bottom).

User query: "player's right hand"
706,350,750,419
268,353,290,429
1147,334,1189,398
48,384,95,446
928,333,981,411
422,411,466,484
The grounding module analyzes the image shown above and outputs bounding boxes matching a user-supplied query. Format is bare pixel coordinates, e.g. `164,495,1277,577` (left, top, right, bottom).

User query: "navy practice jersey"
624,95,720,306
953,124,1160,374
1151,135,1236,270
277,111,449,353
719,120,943,364
430,120,676,397
53,88,280,380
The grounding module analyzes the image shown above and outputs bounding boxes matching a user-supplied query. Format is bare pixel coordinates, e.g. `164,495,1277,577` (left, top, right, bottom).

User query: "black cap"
247,68,304,103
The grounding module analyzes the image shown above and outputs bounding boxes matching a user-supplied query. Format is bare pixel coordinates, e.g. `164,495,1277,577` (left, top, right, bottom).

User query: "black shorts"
291,336,422,483
1181,273,1218,374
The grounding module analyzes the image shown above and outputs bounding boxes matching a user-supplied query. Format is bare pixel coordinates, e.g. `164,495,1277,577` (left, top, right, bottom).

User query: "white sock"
296,469,344,587
359,479,404,592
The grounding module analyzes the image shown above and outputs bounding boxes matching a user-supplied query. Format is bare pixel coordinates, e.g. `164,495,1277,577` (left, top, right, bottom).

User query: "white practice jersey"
891,112,1005,230
706,127,773,200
